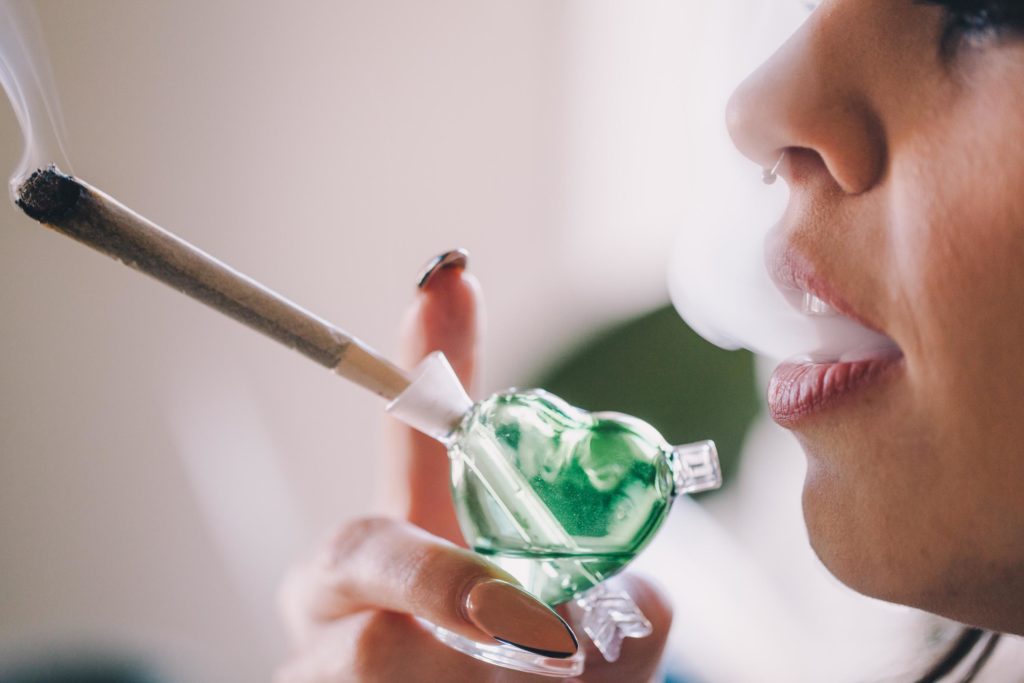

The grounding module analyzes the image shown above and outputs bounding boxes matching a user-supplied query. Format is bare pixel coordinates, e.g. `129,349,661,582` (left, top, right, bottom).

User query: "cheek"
888,51,1024,346
888,92,1024,451
847,93,1024,598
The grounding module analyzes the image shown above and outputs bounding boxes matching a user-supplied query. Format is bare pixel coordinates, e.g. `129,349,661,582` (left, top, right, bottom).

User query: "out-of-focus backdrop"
3,2,1023,682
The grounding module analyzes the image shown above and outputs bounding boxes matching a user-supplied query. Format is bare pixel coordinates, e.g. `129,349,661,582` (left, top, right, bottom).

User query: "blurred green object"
533,304,760,492
0,656,167,683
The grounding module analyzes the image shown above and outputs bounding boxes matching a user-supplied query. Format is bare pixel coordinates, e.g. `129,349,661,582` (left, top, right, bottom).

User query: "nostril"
779,146,831,187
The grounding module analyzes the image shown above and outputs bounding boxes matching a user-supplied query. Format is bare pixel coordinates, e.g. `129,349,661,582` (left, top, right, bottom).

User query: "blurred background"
3,2,1022,682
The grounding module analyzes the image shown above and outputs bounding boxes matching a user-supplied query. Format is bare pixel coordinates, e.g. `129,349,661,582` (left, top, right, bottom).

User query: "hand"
276,253,673,682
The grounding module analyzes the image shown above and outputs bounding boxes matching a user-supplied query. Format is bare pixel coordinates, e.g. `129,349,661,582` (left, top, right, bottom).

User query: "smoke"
1,0,71,199
666,1,895,362
667,154,895,362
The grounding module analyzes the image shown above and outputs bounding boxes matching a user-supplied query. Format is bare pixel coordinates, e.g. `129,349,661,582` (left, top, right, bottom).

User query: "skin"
728,0,1024,633
277,0,1024,678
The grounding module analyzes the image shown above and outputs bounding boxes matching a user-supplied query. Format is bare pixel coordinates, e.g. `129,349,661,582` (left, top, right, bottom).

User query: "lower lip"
768,353,904,427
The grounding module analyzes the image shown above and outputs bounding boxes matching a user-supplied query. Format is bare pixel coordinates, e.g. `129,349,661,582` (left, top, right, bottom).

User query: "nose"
725,6,888,194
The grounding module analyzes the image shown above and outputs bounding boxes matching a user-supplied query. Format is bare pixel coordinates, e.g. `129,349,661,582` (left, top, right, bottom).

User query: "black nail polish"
417,249,469,289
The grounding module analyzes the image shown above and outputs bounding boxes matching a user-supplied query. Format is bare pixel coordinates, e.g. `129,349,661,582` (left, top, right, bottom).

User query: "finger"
578,574,673,683
406,249,480,389
385,249,482,543
279,517,577,660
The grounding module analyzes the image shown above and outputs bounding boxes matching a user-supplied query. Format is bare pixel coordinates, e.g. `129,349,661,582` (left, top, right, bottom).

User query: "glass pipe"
387,352,721,677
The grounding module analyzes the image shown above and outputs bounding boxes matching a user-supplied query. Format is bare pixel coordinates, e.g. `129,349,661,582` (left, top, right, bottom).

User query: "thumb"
384,249,482,544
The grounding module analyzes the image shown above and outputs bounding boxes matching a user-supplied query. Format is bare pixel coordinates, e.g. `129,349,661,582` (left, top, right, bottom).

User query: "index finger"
385,250,482,544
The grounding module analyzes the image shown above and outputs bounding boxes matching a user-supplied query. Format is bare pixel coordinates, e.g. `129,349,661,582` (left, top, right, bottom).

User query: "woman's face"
727,0,1024,632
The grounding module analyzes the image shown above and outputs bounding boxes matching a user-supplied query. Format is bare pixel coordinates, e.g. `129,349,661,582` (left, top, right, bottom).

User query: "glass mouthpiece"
385,351,473,443
670,440,722,495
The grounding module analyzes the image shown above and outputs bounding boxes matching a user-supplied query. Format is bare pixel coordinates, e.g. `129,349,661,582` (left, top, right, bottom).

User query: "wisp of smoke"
0,0,71,199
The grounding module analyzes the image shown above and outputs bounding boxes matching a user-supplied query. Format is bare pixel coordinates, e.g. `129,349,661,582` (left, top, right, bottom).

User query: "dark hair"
914,628,1001,683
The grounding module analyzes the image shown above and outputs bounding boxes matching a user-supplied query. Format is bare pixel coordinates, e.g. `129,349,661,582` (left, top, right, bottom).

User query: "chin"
798,438,1024,633
796,433,932,608
784,376,928,596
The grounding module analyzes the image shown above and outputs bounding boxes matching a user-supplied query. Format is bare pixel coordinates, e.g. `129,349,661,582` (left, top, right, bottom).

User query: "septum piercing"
762,152,786,185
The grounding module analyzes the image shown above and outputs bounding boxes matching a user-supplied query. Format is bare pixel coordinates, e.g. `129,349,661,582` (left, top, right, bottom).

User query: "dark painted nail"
417,249,469,289
464,579,578,659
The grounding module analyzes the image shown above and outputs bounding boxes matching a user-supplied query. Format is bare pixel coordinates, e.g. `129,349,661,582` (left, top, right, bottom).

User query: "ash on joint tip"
14,164,81,222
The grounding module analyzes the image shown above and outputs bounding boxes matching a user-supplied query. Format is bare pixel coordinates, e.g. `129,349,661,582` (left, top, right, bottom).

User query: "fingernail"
417,248,469,289
464,579,578,659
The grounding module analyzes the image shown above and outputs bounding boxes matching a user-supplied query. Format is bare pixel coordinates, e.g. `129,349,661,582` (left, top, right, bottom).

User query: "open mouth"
766,254,905,426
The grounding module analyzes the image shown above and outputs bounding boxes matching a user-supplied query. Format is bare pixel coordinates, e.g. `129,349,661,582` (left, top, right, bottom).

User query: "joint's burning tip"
15,164,81,222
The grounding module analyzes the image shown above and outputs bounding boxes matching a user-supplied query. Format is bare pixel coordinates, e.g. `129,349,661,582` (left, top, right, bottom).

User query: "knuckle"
324,517,398,598
327,516,395,561
403,541,451,583
401,542,482,603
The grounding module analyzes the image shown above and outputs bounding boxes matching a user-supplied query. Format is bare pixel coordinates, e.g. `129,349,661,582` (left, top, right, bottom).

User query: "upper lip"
766,241,890,339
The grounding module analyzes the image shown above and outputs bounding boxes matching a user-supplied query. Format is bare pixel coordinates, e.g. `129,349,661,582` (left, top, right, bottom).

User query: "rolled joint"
332,340,411,400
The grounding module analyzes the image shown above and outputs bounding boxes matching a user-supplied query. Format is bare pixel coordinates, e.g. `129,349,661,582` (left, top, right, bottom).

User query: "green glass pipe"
447,389,718,606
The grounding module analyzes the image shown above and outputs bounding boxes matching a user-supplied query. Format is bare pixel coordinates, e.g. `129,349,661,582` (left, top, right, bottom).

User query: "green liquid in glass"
448,390,677,606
